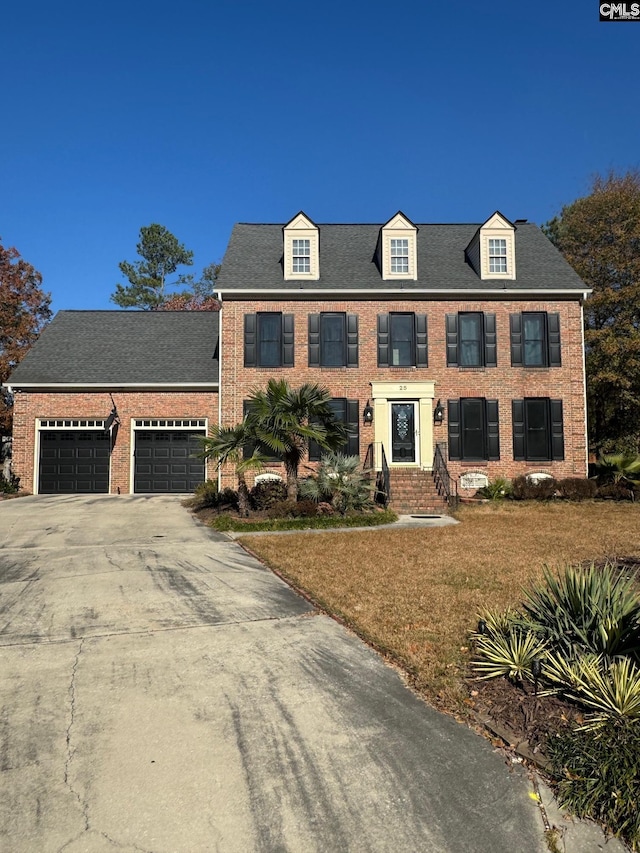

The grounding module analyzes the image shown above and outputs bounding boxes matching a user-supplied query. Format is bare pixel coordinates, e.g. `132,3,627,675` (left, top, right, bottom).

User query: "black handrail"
364,442,391,507
433,443,459,510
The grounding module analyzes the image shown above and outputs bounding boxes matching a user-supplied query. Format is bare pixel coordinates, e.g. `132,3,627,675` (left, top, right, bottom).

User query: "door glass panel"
391,403,416,463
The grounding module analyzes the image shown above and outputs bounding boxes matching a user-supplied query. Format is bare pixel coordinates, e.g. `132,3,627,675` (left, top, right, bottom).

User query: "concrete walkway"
0,495,622,852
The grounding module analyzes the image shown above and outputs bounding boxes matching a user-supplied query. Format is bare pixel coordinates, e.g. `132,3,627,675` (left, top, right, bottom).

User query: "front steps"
387,468,450,515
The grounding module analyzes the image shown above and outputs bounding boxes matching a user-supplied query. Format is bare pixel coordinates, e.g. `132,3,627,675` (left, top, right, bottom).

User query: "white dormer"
283,211,319,280
379,212,418,281
467,211,516,281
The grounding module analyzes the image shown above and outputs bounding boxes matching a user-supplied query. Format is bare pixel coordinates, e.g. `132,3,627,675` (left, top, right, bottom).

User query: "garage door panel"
39,431,110,494
134,430,205,493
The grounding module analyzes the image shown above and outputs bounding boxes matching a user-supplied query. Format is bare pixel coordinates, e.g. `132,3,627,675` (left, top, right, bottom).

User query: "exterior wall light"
363,401,374,424
434,399,445,423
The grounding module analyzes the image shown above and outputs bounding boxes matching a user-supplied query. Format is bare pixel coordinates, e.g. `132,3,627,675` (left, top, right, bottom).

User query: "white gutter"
218,287,592,298
8,382,219,390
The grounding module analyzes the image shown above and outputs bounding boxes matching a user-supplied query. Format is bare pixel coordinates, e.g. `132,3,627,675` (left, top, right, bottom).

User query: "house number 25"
398,385,407,391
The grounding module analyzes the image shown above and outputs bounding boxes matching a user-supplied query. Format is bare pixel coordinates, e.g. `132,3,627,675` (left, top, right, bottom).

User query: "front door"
390,402,418,464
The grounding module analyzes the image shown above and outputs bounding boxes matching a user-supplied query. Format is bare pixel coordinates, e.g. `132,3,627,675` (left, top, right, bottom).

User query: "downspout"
581,294,589,476
217,291,223,492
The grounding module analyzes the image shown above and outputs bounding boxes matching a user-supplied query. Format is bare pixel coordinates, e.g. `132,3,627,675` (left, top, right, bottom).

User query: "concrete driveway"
0,495,548,853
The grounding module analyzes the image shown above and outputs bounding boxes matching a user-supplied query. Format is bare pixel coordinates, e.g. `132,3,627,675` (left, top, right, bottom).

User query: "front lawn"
239,501,640,715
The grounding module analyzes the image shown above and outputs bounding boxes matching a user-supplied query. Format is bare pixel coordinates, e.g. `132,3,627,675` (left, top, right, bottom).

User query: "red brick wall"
12,390,218,494
220,298,587,490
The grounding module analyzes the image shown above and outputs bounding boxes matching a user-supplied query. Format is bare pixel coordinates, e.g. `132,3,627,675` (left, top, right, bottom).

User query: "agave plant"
522,563,640,661
545,653,640,727
473,629,547,683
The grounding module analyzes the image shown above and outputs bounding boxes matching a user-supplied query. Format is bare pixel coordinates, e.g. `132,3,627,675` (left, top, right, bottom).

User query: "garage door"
39,430,110,494
134,430,205,493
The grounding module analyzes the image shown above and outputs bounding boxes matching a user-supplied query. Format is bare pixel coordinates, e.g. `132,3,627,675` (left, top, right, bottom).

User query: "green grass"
210,509,398,532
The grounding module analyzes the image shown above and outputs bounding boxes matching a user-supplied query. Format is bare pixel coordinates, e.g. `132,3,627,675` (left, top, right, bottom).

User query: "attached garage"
134,428,205,493
39,429,110,494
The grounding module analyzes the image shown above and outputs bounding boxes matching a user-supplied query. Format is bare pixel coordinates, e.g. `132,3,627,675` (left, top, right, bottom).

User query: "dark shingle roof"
216,222,587,293
8,311,219,386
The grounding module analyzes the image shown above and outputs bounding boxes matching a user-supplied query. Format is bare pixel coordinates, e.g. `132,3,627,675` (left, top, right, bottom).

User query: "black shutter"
548,313,562,367
487,399,500,460
448,400,461,460
415,314,428,367
550,399,564,460
346,399,359,456
510,314,523,366
282,314,294,367
484,313,497,367
308,314,320,367
512,400,525,460
347,314,358,367
446,314,458,366
244,314,257,367
377,314,389,367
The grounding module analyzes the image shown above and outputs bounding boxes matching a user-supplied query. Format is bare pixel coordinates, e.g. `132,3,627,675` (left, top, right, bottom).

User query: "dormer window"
283,212,319,280
465,211,516,281
488,238,507,274
379,212,418,281
390,239,409,274
292,239,310,274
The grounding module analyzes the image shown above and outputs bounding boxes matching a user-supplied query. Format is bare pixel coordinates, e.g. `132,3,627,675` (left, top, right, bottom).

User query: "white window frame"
488,238,507,274
390,238,409,274
292,238,311,274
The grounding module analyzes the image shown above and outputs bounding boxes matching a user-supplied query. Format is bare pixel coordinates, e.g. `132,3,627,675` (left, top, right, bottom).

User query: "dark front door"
39,430,110,493
134,430,205,493
391,402,417,463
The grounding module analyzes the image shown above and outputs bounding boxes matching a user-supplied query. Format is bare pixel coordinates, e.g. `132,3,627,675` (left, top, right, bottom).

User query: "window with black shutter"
308,399,359,461
309,314,358,367
448,398,500,461
512,398,564,461
510,312,561,367
377,313,428,367
446,313,496,367
244,313,294,368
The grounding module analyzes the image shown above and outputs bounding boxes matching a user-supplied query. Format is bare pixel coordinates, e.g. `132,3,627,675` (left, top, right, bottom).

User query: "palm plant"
299,452,373,515
244,380,348,501
198,423,265,516
595,453,640,495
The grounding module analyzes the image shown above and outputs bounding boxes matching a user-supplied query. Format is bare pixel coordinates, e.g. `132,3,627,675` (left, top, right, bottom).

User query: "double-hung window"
377,313,428,367
292,239,310,274
448,398,500,461
510,312,561,367
512,398,564,461
390,239,409,274
244,313,294,368
308,313,358,367
488,238,507,274
446,313,497,367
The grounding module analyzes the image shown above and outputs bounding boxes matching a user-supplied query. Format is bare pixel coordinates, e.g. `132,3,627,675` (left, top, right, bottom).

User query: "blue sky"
2,1,638,313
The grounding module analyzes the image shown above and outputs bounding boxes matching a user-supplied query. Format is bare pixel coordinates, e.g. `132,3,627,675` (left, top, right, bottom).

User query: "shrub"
476,477,512,501
249,479,287,510
522,563,640,660
511,475,557,500
266,500,299,519
0,474,20,494
295,499,319,517
556,477,597,501
299,452,373,515
473,629,547,684
597,482,637,501
184,479,220,510
547,720,640,851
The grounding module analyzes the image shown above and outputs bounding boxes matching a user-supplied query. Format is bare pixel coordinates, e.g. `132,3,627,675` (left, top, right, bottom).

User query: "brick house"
6,210,590,508
215,211,590,510
7,311,219,494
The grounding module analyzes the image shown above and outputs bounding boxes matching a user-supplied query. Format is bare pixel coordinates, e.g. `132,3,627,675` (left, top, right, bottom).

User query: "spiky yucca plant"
522,563,640,660
473,630,547,683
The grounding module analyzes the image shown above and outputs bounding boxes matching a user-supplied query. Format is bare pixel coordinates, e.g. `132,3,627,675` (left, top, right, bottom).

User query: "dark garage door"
134,430,205,493
39,430,110,494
